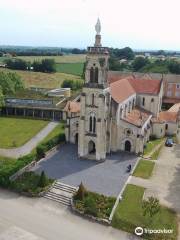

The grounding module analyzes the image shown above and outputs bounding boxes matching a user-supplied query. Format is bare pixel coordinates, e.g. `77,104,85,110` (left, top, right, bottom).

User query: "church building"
64,19,180,161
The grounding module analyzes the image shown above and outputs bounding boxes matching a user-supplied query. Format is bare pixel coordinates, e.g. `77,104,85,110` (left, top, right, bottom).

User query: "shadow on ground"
33,144,138,196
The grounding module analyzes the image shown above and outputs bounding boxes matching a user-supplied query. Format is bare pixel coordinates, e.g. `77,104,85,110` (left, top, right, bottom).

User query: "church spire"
94,18,102,47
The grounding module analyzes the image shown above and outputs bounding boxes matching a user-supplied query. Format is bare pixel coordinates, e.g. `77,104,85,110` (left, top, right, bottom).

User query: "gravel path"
0,122,59,158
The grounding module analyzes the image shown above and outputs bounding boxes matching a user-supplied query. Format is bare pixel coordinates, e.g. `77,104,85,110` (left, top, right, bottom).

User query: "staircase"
44,181,77,206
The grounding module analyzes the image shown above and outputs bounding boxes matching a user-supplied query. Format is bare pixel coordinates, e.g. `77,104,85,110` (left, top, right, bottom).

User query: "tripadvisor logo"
135,227,173,236
135,227,143,236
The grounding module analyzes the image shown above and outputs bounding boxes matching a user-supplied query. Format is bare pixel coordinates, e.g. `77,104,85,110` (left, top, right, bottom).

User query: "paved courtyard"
33,144,138,196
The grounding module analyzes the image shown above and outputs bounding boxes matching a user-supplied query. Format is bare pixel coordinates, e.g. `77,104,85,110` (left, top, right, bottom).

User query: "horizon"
1,0,180,51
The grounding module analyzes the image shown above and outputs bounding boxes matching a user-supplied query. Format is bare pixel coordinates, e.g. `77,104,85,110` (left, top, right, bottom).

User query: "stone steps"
44,191,71,206
43,181,77,206
53,182,77,194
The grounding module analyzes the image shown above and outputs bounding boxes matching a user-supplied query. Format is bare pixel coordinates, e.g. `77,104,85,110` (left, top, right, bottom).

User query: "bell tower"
78,19,110,161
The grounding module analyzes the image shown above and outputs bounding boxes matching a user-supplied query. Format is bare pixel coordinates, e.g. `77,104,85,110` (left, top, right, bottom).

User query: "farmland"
0,68,82,89
0,54,86,64
56,62,83,76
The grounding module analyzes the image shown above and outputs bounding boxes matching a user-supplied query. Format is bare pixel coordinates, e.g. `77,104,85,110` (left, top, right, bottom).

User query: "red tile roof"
128,78,161,95
110,76,161,104
123,107,152,127
64,101,80,113
152,111,177,123
110,78,136,103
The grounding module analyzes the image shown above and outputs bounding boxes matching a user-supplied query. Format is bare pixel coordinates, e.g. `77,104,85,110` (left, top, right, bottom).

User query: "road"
0,189,138,240
0,122,59,158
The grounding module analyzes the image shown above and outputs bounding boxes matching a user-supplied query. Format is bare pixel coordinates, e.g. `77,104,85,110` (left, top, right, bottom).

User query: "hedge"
0,132,65,188
36,133,65,159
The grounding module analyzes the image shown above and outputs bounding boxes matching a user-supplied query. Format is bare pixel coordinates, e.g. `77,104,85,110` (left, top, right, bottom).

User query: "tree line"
5,58,56,73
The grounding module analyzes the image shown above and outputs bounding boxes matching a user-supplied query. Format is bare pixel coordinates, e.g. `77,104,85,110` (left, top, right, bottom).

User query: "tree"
0,71,24,95
33,59,56,73
0,52,3,57
38,171,47,188
61,79,83,90
142,197,160,218
132,57,150,71
41,59,56,73
74,182,87,200
111,47,135,60
5,59,28,70
168,60,180,74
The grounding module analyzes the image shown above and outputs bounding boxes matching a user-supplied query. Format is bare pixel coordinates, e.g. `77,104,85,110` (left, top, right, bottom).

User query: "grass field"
0,68,82,88
0,54,86,64
112,184,177,240
133,160,155,179
0,117,49,148
56,63,84,76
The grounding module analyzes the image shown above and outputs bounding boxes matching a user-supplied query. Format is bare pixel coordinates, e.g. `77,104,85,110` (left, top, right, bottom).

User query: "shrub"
36,144,46,159
142,197,160,218
84,195,98,217
38,171,47,188
74,182,87,200
36,133,65,160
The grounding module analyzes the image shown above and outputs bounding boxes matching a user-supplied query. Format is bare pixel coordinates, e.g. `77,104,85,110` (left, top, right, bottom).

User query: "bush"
0,153,35,188
38,171,47,188
36,133,65,160
84,196,98,217
61,79,83,90
36,144,46,159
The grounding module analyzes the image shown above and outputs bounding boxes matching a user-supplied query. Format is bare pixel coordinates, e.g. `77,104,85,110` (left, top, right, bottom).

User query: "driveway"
33,144,138,197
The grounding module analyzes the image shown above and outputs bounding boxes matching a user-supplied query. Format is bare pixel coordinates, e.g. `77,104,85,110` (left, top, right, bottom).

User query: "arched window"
95,67,98,83
165,123,168,130
89,116,93,132
151,98,154,103
90,67,94,83
93,116,96,133
142,97,145,106
89,113,96,134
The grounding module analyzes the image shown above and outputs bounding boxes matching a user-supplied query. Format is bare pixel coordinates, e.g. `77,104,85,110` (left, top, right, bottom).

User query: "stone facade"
64,19,180,160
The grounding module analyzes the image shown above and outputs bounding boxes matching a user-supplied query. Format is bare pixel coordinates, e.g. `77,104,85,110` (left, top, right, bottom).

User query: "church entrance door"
88,140,96,154
125,140,131,152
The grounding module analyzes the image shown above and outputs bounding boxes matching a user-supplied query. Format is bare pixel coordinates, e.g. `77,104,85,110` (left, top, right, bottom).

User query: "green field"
0,54,86,64
0,117,49,148
112,184,177,240
133,160,155,179
56,63,84,76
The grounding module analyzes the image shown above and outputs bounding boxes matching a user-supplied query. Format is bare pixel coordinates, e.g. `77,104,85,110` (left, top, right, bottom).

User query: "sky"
0,0,180,50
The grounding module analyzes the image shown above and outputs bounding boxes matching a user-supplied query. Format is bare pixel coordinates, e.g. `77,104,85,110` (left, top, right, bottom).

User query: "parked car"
165,138,173,147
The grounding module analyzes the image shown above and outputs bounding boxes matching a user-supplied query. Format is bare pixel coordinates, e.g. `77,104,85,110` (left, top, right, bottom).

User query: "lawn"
133,160,155,179
144,138,164,156
112,184,177,240
0,117,49,148
56,63,84,76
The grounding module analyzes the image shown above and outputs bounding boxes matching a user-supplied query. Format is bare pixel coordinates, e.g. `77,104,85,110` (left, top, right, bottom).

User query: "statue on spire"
95,18,101,35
